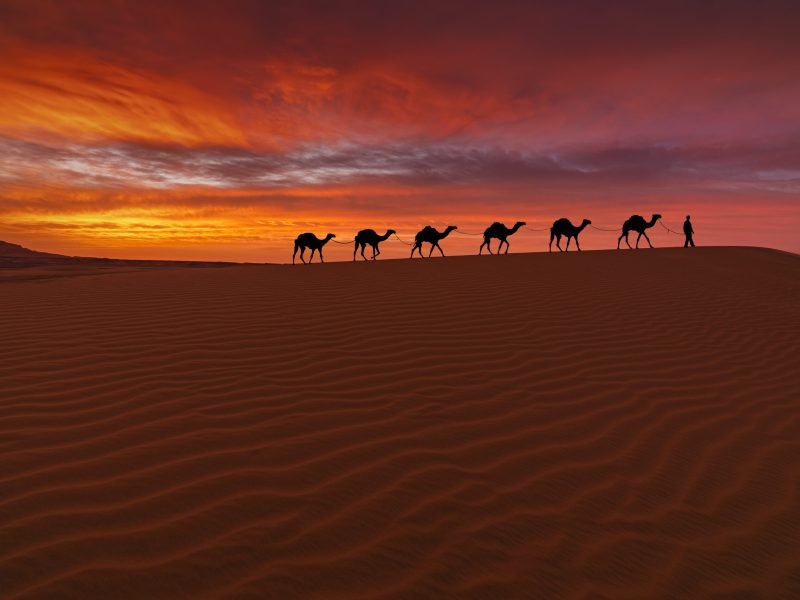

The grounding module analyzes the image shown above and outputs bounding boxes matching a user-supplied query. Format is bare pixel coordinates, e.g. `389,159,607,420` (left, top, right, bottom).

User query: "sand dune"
0,240,240,275
1,247,799,598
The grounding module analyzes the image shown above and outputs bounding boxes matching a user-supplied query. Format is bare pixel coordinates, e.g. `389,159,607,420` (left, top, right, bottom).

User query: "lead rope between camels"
392,233,414,245
331,235,414,245
455,226,550,236
589,224,619,232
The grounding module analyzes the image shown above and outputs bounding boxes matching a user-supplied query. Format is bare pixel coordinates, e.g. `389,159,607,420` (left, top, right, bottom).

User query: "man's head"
686,215,691,220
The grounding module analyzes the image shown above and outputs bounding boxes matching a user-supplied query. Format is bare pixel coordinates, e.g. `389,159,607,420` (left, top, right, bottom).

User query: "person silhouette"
683,215,695,247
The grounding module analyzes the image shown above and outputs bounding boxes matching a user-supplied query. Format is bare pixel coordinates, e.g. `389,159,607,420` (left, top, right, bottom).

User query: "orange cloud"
0,46,247,147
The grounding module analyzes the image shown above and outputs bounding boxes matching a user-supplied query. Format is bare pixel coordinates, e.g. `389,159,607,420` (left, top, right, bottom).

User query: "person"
683,215,695,247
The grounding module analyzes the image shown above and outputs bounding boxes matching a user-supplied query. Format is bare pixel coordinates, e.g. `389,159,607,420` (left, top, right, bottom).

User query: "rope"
329,234,415,246
658,220,683,235
589,224,619,232
392,233,414,245
458,226,550,234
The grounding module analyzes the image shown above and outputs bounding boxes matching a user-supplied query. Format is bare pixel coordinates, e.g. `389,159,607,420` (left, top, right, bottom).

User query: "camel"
549,218,591,252
293,232,336,264
479,221,526,254
354,228,396,261
617,214,662,249
410,225,457,258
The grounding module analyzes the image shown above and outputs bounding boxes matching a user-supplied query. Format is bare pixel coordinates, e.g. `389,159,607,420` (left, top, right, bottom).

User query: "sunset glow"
1,1,798,261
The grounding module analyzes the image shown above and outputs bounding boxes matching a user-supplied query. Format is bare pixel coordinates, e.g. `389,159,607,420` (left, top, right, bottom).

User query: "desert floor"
2,247,799,598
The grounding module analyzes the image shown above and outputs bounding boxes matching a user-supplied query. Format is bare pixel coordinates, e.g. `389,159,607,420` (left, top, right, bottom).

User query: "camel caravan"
292,213,670,263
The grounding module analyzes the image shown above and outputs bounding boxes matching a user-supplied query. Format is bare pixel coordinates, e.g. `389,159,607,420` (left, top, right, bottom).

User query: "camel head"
324,233,336,240
653,214,662,221
445,225,458,232
387,228,397,236
581,219,592,226
514,221,527,229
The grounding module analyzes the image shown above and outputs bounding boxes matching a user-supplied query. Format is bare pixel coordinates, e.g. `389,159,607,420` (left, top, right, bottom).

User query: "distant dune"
1,247,799,598
0,240,240,272
0,240,65,259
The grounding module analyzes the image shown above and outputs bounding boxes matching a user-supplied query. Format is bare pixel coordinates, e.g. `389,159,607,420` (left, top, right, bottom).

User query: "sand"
2,247,799,598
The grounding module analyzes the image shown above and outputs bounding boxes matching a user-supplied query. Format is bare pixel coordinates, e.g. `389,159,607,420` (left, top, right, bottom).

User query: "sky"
1,0,799,262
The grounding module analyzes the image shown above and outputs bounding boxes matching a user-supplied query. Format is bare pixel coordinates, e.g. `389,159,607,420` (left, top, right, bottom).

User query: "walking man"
683,215,695,247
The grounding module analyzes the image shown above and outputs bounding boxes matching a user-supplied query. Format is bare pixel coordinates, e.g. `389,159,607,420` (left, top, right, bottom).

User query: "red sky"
1,0,799,261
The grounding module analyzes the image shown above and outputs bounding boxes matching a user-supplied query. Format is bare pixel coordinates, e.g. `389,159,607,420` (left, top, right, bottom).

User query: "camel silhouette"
354,229,396,261
549,218,591,252
293,232,336,264
617,214,662,249
410,225,457,258
479,221,526,254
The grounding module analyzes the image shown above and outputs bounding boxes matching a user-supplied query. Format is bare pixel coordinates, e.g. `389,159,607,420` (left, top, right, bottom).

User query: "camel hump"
421,225,436,234
630,215,644,221
553,218,570,228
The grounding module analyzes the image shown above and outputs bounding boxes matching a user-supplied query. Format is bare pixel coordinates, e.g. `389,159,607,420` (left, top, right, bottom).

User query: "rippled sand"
2,247,799,598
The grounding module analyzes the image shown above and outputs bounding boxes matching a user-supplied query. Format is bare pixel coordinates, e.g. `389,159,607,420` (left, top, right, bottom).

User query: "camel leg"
293,243,299,264
625,233,632,249
576,237,581,251
410,243,419,258
481,238,492,254
636,232,642,248
360,243,369,261
617,233,624,249
436,242,445,257
353,240,358,261
501,240,509,254
300,247,307,264
373,244,379,260
565,237,571,252
319,248,324,263
556,236,563,252
309,248,316,263
643,231,653,248
549,230,554,252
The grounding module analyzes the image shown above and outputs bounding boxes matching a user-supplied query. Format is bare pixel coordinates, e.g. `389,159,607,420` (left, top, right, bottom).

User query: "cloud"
3,1,800,150
0,48,247,147
3,135,800,197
